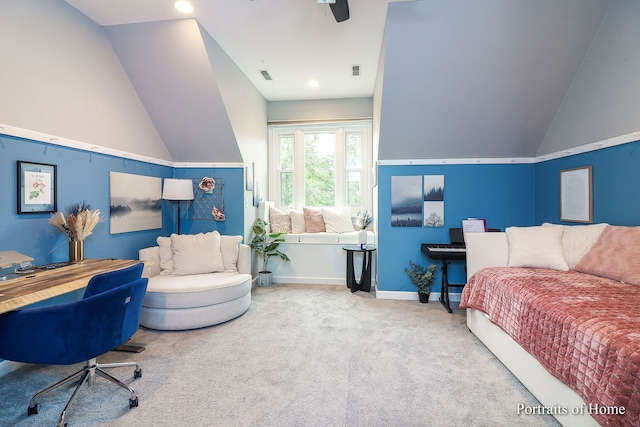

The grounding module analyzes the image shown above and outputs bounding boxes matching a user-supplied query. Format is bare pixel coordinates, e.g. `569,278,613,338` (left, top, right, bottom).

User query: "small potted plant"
405,261,438,303
249,218,290,287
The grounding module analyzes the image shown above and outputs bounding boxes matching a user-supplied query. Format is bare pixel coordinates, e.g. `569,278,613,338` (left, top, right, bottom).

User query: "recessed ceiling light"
175,1,194,14
308,80,319,88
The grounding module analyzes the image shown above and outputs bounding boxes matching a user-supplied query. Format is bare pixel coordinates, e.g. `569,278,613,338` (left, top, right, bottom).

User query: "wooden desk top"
0,259,141,315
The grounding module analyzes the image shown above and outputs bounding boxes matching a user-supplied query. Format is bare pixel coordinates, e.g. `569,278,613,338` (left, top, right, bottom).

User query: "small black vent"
352,65,360,77
260,70,272,81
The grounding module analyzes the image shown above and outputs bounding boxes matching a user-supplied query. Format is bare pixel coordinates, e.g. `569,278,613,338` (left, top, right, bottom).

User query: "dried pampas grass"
49,202,103,242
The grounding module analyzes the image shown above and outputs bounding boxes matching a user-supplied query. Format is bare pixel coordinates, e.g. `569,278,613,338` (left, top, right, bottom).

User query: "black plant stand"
342,245,376,293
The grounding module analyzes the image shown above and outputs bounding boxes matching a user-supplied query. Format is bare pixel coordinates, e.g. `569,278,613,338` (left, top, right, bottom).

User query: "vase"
418,292,430,303
358,229,368,250
69,240,84,263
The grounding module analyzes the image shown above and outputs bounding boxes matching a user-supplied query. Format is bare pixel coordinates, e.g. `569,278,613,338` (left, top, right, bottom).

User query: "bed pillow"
575,225,640,285
171,231,225,276
544,222,608,269
269,206,291,233
290,210,306,234
303,207,326,233
322,206,355,233
157,236,174,275
220,235,243,272
506,225,569,271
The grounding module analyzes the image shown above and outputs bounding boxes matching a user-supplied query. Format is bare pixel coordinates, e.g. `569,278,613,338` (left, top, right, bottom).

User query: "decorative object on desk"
199,176,215,194
110,172,162,234
49,202,103,262
405,261,437,303
355,210,372,249
212,206,226,221
17,161,57,214
249,218,290,287
162,178,194,234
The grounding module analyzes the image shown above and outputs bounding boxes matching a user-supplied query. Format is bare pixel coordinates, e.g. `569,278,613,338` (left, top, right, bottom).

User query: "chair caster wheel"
129,397,138,409
134,368,142,379
27,404,38,416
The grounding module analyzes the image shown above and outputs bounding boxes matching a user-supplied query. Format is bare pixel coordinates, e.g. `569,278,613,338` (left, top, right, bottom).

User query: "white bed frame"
465,232,599,427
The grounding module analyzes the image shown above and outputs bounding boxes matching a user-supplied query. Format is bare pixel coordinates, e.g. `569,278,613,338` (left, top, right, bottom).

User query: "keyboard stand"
438,261,465,313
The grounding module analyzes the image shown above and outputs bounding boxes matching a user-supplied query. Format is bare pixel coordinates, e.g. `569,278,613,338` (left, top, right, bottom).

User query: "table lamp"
162,178,194,234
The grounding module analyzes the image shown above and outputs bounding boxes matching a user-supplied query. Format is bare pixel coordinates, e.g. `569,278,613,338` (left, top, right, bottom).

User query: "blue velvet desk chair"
0,263,147,427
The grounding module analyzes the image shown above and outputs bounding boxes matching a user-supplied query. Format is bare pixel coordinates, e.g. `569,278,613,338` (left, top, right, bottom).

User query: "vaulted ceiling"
58,0,631,161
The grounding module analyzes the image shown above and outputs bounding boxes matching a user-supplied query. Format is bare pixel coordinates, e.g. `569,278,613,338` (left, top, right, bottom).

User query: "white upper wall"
0,0,171,161
268,98,373,123
537,0,640,155
377,0,609,160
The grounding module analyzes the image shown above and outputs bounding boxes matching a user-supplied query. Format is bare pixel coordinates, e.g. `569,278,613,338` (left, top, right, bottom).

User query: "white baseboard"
375,290,461,302
273,276,345,285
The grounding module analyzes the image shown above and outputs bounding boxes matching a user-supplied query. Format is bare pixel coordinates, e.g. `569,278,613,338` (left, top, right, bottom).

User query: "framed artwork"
423,175,444,227
246,162,254,191
17,161,57,214
560,166,593,223
109,171,162,234
390,176,422,227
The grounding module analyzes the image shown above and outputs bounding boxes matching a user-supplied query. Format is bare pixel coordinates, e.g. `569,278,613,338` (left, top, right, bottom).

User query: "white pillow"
543,222,608,269
220,235,242,271
506,225,569,271
322,206,355,233
171,231,225,276
157,236,174,275
269,207,291,233
289,210,306,234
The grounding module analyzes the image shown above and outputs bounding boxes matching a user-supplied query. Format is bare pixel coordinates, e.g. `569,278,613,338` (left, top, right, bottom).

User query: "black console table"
420,243,466,313
342,245,376,293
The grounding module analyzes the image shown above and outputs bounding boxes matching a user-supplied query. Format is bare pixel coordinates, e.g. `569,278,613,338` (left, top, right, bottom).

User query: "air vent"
260,70,272,81
352,65,360,77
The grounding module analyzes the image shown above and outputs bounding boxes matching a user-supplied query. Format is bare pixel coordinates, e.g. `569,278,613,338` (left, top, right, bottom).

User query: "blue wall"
377,163,535,293
172,167,245,238
535,139,640,226
0,134,245,266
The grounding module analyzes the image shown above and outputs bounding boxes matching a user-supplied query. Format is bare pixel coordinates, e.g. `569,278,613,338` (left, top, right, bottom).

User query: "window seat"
258,202,375,285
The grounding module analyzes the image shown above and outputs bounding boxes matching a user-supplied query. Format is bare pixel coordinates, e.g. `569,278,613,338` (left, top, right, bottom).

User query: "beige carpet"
0,283,559,427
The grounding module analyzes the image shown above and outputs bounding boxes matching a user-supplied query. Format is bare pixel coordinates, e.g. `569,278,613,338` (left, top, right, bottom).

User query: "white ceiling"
65,0,411,101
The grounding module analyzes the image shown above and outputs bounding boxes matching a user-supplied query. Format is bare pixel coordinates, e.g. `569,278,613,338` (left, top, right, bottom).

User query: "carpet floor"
0,283,560,427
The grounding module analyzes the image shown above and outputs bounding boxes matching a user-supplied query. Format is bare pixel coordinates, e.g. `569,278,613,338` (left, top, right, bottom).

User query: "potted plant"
249,218,290,287
405,261,438,303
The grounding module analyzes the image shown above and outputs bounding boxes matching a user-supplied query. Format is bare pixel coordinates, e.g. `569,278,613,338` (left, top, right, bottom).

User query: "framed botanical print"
560,166,592,223
17,161,57,214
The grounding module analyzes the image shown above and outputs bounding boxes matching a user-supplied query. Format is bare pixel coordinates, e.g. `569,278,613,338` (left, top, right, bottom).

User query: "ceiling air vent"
352,65,360,77
260,70,272,81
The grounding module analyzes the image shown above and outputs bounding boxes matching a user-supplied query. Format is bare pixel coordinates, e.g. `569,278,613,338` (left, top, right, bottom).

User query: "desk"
0,259,141,315
342,245,376,293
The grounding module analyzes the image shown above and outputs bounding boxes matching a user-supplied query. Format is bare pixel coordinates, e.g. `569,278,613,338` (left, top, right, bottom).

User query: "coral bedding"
461,267,640,427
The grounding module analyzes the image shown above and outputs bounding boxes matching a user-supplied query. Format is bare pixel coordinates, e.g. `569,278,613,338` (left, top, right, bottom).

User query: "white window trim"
268,121,372,214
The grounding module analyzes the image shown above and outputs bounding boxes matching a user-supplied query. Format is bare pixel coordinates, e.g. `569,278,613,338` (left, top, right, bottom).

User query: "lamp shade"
162,179,194,201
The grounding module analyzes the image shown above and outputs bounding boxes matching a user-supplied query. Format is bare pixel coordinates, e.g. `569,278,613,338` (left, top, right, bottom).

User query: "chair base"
27,358,141,427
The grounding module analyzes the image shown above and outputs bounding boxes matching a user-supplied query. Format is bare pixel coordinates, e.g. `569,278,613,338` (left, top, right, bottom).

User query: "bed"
460,224,640,427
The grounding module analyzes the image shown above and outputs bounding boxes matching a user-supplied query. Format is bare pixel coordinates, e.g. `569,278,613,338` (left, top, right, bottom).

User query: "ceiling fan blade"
329,0,349,22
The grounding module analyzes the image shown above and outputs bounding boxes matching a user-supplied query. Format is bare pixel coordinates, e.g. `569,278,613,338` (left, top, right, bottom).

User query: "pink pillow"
303,207,326,233
575,225,640,285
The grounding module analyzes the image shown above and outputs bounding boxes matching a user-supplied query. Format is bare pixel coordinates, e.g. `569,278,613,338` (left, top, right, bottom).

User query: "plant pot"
257,271,273,287
418,292,430,303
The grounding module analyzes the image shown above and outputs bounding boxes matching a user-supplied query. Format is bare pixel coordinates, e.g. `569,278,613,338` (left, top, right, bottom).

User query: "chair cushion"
220,235,242,271
143,272,251,309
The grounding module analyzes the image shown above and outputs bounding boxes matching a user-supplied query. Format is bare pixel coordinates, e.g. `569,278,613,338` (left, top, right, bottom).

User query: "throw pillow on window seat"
269,206,292,233
303,207,326,233
322,206,356,233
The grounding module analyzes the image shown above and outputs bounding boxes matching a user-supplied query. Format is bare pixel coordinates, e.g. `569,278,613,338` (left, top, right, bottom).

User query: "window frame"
268,121,372,214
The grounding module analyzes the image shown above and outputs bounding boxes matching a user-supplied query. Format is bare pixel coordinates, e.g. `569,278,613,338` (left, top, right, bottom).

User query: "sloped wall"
0,0,170,161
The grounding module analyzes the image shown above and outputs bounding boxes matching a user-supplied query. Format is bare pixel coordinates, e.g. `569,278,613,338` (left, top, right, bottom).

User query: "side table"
342,245,376,293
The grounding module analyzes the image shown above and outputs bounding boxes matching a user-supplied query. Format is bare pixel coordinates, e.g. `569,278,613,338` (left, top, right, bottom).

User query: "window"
269,121,372,213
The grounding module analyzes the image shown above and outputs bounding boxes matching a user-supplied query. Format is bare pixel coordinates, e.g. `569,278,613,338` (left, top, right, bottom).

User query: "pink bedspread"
461,267,640,427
